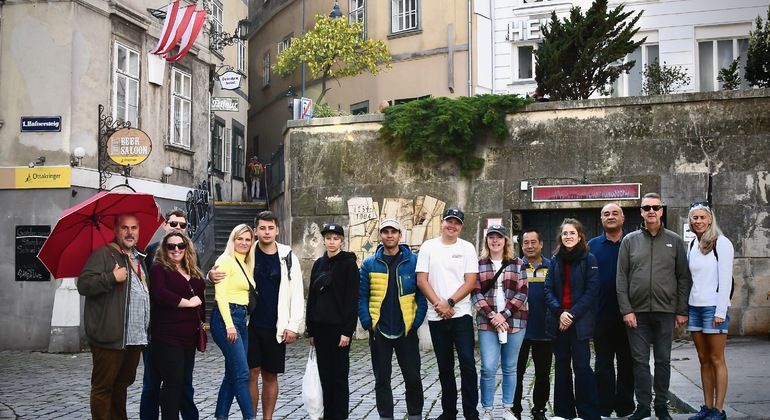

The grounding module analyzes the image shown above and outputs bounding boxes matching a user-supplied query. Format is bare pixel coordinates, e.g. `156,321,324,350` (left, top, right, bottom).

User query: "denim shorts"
687,305,729,334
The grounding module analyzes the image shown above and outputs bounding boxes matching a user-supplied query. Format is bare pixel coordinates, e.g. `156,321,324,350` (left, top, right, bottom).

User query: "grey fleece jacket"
616,225,692,316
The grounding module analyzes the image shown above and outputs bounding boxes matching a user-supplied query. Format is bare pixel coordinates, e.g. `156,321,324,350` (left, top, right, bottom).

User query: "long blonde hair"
480,232,515,262
154,232,204,278
221,224,256,272
688,204,722,254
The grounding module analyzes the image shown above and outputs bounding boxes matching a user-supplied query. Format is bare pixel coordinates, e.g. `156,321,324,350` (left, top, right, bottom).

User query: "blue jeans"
211,304,254,419
478,329,526,409
553,327,600,420
428,315,479,419
139,344,199,420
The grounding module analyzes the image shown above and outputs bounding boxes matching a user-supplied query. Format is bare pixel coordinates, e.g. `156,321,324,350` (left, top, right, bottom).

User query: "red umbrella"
38,191,164,278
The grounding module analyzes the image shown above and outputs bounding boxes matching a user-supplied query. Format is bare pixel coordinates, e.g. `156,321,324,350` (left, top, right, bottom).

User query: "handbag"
188,282,207,352
234,257,258,314
302,347,324,419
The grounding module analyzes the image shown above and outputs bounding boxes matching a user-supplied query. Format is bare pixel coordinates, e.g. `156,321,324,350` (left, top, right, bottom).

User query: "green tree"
746,6,770,88
642,61,692,95
273,15,391,104
535,0,645,100
717,58,742,90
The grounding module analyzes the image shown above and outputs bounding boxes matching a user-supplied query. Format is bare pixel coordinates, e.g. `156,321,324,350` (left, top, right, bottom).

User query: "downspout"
467,0,472,96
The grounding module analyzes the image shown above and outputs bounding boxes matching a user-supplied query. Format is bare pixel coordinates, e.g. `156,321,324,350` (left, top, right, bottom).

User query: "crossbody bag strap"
482,261,510,294
233,258,255,292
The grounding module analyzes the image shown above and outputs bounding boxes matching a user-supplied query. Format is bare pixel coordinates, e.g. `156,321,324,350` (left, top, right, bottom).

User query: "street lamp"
329,1,343,19
70,147,86,167
161,166,174,183
210,19,251,50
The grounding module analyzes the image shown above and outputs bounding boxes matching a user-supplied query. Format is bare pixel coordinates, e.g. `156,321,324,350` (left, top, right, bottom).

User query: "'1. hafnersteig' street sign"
20,116,62,132
211,97,239,112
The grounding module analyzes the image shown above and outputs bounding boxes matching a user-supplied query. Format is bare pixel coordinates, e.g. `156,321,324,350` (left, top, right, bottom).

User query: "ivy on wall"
379,94,529,175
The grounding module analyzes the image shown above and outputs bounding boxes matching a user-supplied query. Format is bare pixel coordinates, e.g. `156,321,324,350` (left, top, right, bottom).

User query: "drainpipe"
467,0,472,96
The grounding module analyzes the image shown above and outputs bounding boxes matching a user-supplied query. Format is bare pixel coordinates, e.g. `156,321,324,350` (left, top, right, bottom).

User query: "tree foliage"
746,6,770,88
535,0,645,100
642,61,692,95
717,58,742,90
273,15,391,103
379,95,529,176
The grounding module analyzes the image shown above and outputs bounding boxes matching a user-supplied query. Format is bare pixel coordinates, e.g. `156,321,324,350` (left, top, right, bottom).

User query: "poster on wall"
15,225,51,281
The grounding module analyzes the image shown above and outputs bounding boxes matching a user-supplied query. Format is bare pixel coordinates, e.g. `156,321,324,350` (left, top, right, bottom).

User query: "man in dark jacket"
512,229,551,420
78,214,150,420
617,193,692,420
587,203,635,418
359,219,427,420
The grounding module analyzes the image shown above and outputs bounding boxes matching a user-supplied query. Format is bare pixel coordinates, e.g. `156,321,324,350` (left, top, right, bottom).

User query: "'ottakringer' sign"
107,128,152,166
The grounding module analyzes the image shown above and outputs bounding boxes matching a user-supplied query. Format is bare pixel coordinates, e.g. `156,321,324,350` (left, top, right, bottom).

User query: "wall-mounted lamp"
162,166,174,183
210,19,251,50
286,85,296,110
28,156,46,168
70,147,86,167
329,1,343,19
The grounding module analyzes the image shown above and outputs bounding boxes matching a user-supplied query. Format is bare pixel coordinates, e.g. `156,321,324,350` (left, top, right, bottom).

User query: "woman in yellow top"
211,224,257,420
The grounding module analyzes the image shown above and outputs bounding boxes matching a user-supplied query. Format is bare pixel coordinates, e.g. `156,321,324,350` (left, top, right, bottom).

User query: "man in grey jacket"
617,193,692,420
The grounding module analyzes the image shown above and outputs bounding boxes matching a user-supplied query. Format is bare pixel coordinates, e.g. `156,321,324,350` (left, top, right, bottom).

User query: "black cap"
320,223,345,236
486,224,509,237
442,207,465,223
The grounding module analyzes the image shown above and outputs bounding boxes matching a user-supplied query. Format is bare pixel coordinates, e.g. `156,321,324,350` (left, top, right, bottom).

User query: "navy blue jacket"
544,251,599,341
522,256,551,340
587,232,625,322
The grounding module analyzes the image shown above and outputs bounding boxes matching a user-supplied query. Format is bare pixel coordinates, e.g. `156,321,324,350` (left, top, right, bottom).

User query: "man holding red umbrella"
78,213,151,420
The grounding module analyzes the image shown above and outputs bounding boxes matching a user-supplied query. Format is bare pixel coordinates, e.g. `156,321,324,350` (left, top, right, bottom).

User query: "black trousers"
152,340,196,420
594,318,635,416
369,328,424,418
313,323,351,420
513,339,552,415
428,315,479,419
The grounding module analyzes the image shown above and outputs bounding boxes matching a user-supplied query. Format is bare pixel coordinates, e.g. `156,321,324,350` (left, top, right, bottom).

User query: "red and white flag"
150,0,207,62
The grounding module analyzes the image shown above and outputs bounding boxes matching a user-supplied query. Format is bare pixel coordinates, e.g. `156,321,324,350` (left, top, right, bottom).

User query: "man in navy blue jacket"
512,229,551,420
587,203,635,418
359,219,427,420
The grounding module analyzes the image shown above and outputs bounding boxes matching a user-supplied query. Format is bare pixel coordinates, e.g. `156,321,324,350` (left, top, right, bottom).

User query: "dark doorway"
519,206,649,259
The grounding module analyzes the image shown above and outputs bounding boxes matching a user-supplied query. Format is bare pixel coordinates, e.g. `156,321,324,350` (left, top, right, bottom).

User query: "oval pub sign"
107,128,152,166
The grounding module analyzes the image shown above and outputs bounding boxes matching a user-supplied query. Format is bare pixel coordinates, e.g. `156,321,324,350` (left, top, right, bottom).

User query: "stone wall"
284,89,770,336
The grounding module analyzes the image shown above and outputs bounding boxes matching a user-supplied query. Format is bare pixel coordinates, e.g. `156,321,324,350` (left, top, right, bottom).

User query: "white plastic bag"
302,347,324,419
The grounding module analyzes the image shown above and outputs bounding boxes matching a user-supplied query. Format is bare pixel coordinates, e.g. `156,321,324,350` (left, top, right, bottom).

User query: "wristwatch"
447,298,456,307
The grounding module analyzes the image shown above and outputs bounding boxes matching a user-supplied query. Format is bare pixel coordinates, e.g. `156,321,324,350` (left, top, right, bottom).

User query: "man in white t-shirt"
416,207,480,420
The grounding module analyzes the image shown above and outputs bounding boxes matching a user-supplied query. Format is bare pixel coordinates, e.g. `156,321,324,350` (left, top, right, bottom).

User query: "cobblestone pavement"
0,337,546,420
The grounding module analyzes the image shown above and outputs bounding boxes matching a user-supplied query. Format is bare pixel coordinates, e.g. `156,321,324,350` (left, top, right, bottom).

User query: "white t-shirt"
687,235,734,319
491,259,505,312
416,237,479,321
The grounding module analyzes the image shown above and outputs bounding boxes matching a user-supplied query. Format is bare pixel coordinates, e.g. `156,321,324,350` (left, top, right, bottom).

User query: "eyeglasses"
690,201,710,209
166,243,187,251
641,205,663,212
168,221,188,229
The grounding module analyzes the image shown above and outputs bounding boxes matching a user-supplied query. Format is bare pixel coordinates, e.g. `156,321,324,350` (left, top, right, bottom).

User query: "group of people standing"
76,192,733,420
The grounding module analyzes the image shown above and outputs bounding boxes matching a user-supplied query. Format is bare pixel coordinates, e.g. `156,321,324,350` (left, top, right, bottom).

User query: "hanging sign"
218,71,243,90
107,128,153,166
211,97,239,112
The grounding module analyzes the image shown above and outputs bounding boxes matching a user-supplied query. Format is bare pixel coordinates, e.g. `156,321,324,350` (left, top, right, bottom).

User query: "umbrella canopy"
38,191,164,278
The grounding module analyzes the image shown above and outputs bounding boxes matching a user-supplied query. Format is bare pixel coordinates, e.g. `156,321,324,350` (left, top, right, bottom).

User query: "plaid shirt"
125,249,149,346
471,258,528,332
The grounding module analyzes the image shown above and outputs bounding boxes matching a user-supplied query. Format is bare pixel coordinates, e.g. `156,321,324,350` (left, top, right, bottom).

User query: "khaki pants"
90,345,143,420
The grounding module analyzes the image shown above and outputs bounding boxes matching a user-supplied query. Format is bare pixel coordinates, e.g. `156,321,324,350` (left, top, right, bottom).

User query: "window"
277,33,293,55
113,42,140,124
613,44,659,97
224,126,231,174
513,44,535,80
391,0,418,33
232,124,245,179
262,52,270,86
349,0,366,38
212,118,225,172
170,68,192,147
698,38,748,91
236,40,246,73
350,100,369,115
210,0,223,53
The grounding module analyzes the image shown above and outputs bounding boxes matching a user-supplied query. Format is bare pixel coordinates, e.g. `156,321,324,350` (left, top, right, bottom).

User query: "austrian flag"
150,0,207,62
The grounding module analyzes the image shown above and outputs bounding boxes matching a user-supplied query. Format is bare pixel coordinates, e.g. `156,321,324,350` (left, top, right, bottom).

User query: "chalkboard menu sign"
16,225,51,281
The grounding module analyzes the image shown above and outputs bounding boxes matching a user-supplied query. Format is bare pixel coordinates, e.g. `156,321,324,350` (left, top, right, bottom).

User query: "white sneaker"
482,408,495,420
502,408,517,420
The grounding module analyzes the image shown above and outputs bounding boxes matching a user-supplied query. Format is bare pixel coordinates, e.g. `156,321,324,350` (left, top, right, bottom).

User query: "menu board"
15,225,51,281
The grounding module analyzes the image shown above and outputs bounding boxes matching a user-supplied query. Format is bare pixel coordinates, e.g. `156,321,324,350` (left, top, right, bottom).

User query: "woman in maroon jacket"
149,232,206,420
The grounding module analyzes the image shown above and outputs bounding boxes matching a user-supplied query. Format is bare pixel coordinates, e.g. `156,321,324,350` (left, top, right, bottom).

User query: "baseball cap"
486,224,509,237
442,207,465,223
379,219,403,233
320,223,345,236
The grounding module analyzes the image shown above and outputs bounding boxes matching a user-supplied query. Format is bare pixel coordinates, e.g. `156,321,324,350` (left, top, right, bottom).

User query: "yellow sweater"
214,253,255,328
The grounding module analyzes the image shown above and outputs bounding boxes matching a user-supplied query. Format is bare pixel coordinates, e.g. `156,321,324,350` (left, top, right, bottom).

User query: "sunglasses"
690,201,710,209
169,221,188,229
166,243,187,251
641,205,663,212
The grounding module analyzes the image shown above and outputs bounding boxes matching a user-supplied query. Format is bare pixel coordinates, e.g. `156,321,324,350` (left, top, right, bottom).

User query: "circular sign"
107,128,152,166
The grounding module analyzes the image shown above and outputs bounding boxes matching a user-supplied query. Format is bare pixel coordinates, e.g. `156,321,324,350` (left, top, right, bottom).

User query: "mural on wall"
345,195,447,261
